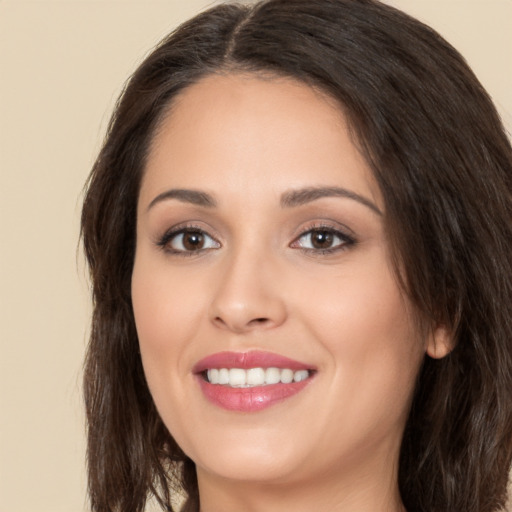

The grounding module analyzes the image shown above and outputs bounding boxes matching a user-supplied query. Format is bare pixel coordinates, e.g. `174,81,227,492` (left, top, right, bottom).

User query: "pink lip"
193,350,313,373
193,351,315,412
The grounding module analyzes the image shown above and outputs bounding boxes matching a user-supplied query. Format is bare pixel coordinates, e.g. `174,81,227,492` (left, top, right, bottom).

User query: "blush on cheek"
301,258,423,421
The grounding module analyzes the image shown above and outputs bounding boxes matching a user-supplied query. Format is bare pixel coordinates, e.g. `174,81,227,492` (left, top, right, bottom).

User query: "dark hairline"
80,2,512,511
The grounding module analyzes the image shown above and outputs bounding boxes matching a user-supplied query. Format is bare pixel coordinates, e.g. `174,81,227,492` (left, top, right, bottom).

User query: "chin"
179,424,308,483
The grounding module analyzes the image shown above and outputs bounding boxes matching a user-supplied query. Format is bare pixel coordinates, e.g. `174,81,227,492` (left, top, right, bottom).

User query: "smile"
205,367,310,387
194,351,315,412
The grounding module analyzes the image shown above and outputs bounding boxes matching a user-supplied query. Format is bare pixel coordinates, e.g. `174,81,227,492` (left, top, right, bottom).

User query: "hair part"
81,1,512,511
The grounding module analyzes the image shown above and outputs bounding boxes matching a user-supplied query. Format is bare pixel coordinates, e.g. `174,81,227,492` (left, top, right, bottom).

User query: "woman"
80,1,512,511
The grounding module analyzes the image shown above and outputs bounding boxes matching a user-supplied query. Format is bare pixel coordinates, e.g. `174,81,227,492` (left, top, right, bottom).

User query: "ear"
426,324,455,359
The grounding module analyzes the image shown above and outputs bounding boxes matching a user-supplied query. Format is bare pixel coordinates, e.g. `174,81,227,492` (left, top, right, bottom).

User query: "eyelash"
156,224,219,257
156,223,356,257
291,223,356,255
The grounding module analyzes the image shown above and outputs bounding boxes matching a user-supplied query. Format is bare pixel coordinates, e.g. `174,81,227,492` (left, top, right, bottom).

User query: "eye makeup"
290,222,357,256
156,223,221,256
154,219,357,258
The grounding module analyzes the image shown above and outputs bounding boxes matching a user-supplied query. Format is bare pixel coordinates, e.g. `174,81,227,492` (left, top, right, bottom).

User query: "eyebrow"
280,186,382,215
147,188,217,211
147,185,382,216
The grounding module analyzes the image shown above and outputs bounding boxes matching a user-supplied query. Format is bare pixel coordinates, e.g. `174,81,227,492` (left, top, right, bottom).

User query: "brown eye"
292,227,354,253
182,231,205,250
163,229,220,253
310,230,334,249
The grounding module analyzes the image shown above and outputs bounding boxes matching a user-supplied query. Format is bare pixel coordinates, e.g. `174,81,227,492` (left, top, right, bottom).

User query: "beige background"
0,1,510,511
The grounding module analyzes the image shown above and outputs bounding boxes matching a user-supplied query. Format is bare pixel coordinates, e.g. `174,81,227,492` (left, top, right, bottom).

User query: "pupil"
312,230,333,249
183,232,204,250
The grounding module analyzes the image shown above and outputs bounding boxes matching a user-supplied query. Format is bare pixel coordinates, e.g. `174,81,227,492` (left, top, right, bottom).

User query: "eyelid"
154,220,356,256
289,221,356,253
156,223,221,255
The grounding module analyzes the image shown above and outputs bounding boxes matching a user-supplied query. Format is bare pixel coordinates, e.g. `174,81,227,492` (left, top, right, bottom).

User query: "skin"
132,73,450,512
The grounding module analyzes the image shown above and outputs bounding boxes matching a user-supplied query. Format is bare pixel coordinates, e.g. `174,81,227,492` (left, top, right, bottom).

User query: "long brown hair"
81,1,512,511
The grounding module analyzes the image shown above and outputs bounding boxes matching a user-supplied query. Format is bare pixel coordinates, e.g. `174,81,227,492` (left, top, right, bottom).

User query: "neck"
195,451,406,512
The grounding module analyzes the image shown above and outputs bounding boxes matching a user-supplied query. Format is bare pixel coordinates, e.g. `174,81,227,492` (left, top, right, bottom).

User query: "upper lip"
193,350,315,373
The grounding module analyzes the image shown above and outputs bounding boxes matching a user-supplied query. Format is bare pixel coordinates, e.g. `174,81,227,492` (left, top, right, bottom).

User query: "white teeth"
228,368,246,387
218,368,229,384
265,367,281,384
294,370,309,382
247,367,266,386
208,368,219,384
205,367,311,387
280,369,294,384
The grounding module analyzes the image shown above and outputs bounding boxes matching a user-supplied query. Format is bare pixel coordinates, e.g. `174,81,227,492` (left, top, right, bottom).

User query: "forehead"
140,72,381,210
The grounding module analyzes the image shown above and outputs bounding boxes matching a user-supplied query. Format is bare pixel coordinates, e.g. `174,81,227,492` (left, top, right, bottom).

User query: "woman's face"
132,73,437,488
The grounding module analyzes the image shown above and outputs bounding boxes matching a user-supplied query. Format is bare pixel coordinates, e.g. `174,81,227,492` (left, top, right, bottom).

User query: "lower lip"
197,377,312,412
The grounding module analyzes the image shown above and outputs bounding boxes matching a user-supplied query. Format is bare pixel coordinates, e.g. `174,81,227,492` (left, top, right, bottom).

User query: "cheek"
132,252,205,355
131,253,206,451
299,257,415,345
131,251,204,411
297,257,424,420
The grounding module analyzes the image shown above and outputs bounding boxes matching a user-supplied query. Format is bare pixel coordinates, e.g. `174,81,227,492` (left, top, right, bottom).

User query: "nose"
209,249,287,334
